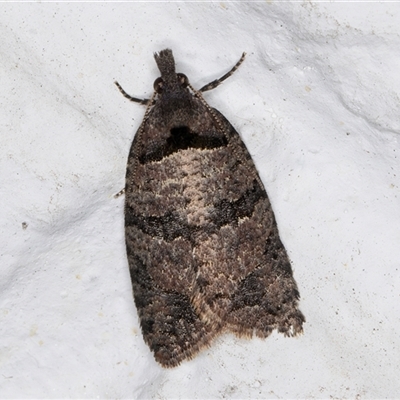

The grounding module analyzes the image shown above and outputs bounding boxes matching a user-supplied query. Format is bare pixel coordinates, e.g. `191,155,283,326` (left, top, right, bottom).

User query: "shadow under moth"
115,49,305,368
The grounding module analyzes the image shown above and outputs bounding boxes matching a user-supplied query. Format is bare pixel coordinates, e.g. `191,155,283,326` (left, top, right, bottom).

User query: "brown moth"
116,49,305,368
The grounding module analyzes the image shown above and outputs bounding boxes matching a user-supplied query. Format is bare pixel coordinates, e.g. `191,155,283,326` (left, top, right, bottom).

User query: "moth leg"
114,188,125,198
199,52,246,93
114,81,150,105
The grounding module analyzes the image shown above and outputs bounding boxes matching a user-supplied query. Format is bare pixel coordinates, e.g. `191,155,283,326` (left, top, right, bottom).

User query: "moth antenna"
199,52,246,93
115,81,151,105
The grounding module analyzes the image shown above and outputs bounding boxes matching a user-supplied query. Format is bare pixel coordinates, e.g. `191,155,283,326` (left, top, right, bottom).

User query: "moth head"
153,73,189,94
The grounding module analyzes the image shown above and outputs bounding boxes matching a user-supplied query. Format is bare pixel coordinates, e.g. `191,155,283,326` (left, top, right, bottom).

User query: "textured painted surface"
1,3,400,398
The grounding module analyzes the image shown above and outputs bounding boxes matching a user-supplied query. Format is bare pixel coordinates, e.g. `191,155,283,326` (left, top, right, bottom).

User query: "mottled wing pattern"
191,110,305,338
125,99,226,366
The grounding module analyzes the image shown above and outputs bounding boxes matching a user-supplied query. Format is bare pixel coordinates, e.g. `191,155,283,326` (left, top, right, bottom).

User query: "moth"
115,49,305,368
